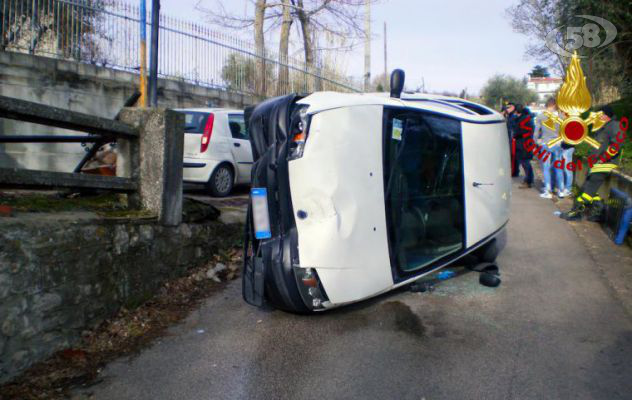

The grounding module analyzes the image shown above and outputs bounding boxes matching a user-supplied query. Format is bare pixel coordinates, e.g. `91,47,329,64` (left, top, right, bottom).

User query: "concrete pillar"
118,108,184,226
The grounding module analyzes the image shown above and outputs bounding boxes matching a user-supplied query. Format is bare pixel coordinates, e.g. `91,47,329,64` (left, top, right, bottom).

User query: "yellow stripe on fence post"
139,0,148,107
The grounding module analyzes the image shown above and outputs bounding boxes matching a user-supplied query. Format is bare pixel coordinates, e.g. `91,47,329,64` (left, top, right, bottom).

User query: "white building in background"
527,77,563,107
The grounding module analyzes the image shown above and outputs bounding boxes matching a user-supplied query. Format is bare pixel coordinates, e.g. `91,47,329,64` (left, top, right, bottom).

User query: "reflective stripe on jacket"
588,119,620,173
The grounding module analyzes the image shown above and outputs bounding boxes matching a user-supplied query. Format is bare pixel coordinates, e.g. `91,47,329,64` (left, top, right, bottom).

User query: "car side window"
228,114,248,140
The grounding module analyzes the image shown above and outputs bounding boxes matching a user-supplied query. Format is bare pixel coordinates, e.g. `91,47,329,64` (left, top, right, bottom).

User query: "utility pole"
363,0,371,92
383,21,387,90
148,0,160,107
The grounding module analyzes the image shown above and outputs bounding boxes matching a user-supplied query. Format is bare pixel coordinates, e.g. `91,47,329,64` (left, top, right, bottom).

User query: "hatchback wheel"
208,165,234,197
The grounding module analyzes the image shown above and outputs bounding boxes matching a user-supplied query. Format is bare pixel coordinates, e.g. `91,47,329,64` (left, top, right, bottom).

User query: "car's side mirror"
390,69,405,99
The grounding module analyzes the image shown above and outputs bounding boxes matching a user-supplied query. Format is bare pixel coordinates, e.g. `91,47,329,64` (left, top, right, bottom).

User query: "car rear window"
182,112,210,133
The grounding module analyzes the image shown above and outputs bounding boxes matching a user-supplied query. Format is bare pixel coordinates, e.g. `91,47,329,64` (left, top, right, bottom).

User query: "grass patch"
0,192,128,213
96,209,155,219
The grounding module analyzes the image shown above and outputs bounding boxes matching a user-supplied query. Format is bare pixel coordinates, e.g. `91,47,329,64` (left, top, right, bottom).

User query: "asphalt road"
82,182,632,400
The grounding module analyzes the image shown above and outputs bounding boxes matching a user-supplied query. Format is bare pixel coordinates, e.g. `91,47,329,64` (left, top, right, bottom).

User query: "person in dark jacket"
503,102,517,135
561,105,622,221
504,102,519,176
513,104,535,188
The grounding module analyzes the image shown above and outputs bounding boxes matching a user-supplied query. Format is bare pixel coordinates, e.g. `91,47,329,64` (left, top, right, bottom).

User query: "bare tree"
196,0,280,30
254,0,267,96
197,0,376,94
293,1,314,66
196,0,281,96
277,0,293,95
291,0,373,90
506,0,568,75
293,0,318,89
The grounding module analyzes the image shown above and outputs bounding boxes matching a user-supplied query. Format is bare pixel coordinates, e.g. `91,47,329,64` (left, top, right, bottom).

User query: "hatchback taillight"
201,113,215,153
288,106,309,160
294,267,328,310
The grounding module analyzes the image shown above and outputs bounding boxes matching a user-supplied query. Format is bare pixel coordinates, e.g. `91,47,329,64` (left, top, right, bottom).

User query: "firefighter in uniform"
561,106,620,221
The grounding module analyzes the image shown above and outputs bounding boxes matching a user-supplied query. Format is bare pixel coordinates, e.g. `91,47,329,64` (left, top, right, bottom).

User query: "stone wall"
0,213,238,383
0,51,257,172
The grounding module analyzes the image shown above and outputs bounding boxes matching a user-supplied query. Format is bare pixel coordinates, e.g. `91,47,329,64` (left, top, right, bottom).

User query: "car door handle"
233,142,241,147
473,182,494,187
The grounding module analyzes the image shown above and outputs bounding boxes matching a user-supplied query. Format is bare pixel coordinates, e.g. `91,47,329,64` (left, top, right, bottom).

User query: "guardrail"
0,94,184,225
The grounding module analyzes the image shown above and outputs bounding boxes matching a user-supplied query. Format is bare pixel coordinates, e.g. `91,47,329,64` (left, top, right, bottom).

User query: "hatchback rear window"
182,112,210,133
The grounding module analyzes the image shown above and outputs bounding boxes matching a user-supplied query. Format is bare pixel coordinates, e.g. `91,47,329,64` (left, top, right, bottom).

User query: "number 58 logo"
546,15,617,57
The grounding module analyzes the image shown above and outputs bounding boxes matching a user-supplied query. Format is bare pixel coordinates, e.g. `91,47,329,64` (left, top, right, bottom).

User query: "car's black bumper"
242,94,313,312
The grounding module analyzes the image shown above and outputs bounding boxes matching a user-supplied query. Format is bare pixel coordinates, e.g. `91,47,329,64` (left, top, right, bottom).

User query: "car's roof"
174,108,243,114
298,92,503,123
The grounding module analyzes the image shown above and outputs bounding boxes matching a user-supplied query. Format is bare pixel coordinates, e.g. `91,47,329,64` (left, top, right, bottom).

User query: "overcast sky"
159,0,539,95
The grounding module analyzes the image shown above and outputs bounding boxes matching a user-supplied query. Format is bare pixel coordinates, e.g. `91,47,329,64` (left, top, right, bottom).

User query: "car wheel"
208,165,234,197
474,239,498,263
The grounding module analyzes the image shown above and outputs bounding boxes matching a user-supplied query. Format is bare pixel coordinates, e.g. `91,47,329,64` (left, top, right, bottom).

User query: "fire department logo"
544,51,605,149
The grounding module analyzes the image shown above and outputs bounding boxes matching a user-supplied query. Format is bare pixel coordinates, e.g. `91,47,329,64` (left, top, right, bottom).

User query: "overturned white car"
243,71,511,312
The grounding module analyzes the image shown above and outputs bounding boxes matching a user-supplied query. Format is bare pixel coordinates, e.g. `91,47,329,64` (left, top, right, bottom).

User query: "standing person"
561,106,620,221
556,142,575,198
504,102,519,176
555,109,575,199
513,104,535,188
535,98,561,199
504,102,517,135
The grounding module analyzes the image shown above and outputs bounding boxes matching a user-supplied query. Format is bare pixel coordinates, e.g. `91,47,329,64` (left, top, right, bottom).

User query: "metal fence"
0,0,361,96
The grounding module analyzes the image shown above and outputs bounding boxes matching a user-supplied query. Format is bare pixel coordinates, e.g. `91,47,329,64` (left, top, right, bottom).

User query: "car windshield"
383,109,464,273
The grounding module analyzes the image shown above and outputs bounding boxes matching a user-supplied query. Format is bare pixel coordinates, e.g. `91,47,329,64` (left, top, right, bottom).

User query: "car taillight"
288,107,309,160
294,267,328,310
200,113,215,153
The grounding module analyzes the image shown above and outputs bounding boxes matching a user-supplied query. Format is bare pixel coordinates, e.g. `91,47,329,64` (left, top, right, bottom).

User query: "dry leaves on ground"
0,247,243,400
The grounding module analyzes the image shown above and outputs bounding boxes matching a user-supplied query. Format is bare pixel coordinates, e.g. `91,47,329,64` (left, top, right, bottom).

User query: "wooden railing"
0,94,138,192
0,95,184,225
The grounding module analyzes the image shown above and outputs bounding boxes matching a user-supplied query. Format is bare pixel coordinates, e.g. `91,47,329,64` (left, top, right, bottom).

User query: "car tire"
207,164,234,197
474,239,498,263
